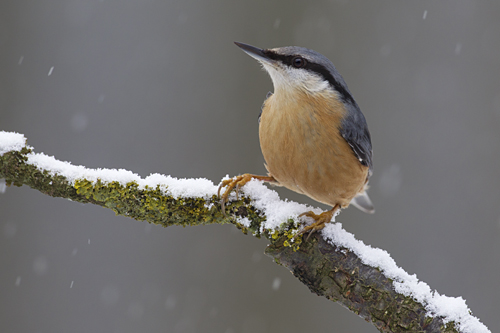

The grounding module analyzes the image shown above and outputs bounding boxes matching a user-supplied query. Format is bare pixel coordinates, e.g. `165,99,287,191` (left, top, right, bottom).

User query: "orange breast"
259,90,369,208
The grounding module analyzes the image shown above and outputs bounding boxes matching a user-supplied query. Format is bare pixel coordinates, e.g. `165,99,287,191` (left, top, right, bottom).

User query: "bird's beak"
234,42,274,66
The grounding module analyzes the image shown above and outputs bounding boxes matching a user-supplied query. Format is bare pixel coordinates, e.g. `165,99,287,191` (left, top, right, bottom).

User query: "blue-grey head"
234,42,357,106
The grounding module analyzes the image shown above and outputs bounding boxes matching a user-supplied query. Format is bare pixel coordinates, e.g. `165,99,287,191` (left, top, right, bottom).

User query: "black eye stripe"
263,51,302,68
263,50,356,104
307,63,356,104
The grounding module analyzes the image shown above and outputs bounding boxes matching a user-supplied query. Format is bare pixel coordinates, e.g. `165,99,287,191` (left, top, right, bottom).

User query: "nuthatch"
219,42,374,234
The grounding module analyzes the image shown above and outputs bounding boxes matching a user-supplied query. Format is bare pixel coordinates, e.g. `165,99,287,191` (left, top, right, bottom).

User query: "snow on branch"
0,131,490,333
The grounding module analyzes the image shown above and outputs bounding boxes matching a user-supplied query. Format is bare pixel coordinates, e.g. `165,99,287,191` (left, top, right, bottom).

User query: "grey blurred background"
1,1,499,332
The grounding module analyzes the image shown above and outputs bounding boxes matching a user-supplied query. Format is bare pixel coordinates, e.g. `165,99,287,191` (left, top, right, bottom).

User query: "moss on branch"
0,147,268,232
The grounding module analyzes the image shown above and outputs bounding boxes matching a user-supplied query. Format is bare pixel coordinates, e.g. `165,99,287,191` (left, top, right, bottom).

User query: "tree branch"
0,131,489,333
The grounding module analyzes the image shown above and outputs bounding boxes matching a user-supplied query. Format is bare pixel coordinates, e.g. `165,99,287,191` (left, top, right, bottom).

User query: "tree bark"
267,234,457,332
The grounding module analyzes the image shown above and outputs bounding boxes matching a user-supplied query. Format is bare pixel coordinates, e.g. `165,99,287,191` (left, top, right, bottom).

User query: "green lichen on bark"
73,178,220,227
0,149,267,230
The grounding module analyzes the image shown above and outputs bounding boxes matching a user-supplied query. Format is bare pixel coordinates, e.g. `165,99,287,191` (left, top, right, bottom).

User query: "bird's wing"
340,105,373,175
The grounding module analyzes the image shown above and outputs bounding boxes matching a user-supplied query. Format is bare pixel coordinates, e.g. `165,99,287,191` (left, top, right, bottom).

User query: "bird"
219,42,374,235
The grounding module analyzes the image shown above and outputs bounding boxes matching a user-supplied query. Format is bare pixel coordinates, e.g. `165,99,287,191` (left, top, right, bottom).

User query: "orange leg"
218,174,276,216
298,204,340,239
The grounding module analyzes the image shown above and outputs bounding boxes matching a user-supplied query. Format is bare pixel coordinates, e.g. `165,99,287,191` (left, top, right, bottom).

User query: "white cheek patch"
302,76,330,93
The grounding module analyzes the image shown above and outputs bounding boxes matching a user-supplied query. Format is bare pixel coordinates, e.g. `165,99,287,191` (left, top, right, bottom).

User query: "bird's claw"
296,205,339,241
218,174,253,216
218,174,276,216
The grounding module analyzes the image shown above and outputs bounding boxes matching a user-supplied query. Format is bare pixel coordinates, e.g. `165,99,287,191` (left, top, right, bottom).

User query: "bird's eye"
292,56,306,68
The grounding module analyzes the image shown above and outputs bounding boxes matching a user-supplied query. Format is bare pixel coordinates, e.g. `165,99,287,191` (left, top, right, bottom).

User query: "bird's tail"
350,192,375,214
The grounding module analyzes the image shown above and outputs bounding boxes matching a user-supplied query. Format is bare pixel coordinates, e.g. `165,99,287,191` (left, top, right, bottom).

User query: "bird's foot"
218,174,275,216
298,205,340,240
